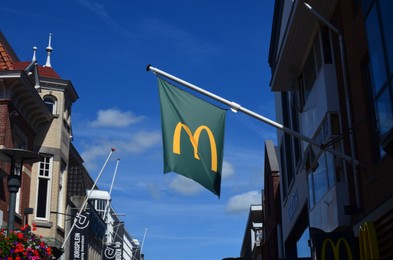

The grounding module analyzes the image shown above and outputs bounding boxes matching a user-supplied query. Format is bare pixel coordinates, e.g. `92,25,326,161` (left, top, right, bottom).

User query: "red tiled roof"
0,43,15,70
0,33,60,78
12,61,61,79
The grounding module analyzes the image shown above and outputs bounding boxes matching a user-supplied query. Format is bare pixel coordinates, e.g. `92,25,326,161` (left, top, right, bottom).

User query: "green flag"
158,77,226,197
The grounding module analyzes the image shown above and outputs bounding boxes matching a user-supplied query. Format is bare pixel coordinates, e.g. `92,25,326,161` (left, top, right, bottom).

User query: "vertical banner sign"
158,78,226,197
69,209,90,260
103,222,125,260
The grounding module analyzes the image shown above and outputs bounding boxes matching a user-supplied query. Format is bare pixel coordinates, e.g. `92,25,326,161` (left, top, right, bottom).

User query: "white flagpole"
61,147,116,249
104,158,120,245
146,65,359,166
140,227,148,256
104,158,120,222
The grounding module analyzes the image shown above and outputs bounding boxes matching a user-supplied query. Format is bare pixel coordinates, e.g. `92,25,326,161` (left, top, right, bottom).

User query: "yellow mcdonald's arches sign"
321,237,353,260
173,122,218,172
359,221,380,260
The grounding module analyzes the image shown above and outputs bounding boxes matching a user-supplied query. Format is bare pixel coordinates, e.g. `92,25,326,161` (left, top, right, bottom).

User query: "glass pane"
380,0,393,74
308,173,315,208
303,49,317,97
366,5,387,94
297,227,311,257
321,26,332,64
314,34,322,73
44,98,55,113
376,85,393,137
334,143,346,182
313,154,328,203
37,179,49,218
326,153,335,188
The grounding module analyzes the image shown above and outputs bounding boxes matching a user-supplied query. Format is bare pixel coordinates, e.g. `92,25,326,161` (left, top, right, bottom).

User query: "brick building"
0,31,53,231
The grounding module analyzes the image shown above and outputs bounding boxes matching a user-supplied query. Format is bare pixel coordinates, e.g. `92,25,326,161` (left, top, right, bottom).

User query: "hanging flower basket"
0,224,52,259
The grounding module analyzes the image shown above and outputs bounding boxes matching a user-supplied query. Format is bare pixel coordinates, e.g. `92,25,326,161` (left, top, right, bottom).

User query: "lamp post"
0,148,41,234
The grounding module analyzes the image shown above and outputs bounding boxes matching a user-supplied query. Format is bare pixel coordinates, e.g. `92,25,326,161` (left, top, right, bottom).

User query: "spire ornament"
44,33,53,67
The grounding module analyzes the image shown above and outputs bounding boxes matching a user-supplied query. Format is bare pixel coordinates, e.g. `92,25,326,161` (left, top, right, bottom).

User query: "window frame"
35,155,53,221
43,95,57,115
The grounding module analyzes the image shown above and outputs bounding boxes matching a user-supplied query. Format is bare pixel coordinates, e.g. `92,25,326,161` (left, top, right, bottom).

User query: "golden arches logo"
359,221,380,260
321,238,353,260
173,122,218,172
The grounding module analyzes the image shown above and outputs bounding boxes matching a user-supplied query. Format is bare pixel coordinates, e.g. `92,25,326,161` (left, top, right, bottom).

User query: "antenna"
44,33,53,67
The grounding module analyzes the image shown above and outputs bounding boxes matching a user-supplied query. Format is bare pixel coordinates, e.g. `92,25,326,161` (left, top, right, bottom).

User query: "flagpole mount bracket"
230,102,241,113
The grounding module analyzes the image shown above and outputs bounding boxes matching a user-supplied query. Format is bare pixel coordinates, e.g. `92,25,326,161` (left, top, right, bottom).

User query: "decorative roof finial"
44,33,53,67
32,46,37,62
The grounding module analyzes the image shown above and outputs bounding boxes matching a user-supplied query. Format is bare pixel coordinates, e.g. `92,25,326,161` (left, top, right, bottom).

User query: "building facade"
268,0,393,259
0,31,141,259
262,140,282,260
0,31,52,232
240,204,263,260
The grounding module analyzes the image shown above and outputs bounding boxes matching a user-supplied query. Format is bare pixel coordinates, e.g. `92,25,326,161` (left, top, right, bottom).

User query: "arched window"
44,96,57,114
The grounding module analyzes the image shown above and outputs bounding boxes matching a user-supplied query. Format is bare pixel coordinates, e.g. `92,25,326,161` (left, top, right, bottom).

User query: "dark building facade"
268,0,393,259
262,140,282,260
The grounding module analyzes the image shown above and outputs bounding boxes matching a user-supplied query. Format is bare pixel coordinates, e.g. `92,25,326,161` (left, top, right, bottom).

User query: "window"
297,27,332,110
57,162,66,228
307,113,344,208
36,156,53,220
297,227,311,257
321,26,333,64
280,142,287,200
92,199,107,219
363,0,393,144
43,96,57,114
280,93,295,199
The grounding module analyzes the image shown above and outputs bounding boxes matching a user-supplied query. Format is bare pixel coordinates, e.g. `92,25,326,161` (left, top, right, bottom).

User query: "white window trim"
35,156,53,221
57,163,66,229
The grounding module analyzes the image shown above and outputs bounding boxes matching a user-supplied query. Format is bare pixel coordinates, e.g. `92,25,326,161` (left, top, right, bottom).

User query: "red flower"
32,223,37,231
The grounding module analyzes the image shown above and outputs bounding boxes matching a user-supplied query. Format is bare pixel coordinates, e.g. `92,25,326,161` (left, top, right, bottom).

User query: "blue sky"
2,1,276,259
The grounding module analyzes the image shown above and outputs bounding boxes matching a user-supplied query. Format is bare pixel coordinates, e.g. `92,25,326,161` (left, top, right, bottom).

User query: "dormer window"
44,96,57,114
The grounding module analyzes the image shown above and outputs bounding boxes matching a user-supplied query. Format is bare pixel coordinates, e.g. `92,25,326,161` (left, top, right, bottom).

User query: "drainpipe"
303,1,361,211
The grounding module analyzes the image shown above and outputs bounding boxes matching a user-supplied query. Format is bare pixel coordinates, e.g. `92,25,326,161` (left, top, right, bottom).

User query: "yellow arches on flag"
173,122,218,172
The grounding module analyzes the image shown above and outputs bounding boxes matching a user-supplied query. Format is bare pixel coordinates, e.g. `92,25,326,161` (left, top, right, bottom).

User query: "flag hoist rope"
147,65,359,166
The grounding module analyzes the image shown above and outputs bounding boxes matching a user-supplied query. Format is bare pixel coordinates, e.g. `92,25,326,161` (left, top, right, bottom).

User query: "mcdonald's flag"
158,77,226,197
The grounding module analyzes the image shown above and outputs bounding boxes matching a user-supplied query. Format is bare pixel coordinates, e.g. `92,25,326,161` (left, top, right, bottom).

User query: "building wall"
29,82,74,248
268,0,393,259
262,140,282,260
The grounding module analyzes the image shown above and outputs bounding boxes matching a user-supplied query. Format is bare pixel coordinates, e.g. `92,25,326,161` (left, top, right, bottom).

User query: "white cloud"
125,131,161,153
90,108,144,128
169,175,203,196
147,183,162,200
225,190,261,214
80,130,161,170
222,160,235,179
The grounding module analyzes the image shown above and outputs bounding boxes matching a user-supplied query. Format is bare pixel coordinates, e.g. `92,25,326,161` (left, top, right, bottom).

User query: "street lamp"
0,148,41,234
